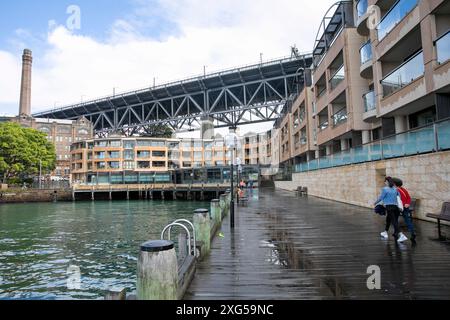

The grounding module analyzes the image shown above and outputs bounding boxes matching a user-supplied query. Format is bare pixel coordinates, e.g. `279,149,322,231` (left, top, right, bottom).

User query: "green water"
0,200,209,300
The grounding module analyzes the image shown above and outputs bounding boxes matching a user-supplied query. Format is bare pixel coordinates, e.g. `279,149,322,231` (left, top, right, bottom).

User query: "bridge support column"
201,116,214,140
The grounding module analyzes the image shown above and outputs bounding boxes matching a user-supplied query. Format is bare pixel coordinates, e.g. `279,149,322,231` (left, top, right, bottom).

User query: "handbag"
374,204,386,216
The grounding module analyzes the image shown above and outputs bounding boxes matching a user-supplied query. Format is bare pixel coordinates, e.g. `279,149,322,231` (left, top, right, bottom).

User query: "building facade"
275,0,450,169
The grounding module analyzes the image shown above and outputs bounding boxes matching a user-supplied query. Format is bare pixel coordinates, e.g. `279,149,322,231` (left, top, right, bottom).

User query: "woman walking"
393,178,416,242
375,177,402,242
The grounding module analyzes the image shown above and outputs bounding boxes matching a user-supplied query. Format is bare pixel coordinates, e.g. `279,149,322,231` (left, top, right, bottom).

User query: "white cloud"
0,0,336,133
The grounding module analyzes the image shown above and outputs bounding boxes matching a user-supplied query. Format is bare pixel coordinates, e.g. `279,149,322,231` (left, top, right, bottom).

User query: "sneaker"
380,231,388,239
397,233,408,243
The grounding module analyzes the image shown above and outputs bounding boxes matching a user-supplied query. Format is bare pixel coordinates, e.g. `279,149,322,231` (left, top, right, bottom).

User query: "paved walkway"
185,188,450,300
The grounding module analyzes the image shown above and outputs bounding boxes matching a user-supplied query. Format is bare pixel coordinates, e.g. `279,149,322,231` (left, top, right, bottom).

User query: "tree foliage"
142,124,174,138
0,122,56,183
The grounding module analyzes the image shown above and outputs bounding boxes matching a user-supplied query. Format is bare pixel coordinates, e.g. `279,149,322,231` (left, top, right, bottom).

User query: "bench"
294,186,302,197
426,202,450,239
238,196,249,207
301,187,308,196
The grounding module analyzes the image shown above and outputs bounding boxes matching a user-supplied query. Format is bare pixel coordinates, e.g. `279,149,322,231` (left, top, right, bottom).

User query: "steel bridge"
33,54,312,136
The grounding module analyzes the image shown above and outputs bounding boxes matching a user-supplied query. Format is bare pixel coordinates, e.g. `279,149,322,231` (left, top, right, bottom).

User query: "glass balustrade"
363,91,376,112
293,119,450,173
356,0,368,19
381,51,424,97
377,0,419,40
436,30,450,65
329,65,345,90
332,108,348,126
360,41,372,65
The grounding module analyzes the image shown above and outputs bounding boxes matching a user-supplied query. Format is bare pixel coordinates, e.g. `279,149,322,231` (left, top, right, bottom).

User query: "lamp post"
226,132,241,229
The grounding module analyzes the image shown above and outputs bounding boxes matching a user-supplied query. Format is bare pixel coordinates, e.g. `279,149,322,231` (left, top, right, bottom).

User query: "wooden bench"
294,186,302,197
301,187,308,196
238,196,249,207
426,202,450,239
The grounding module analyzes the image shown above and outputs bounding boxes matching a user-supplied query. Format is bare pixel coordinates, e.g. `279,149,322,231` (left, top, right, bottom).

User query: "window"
123,150,134,160
194,152,202,160
214,151,223,158
96,162,106,169
137,151,150,159
110,140,121,147
193,141,203,148
152,161,166,168
109,161,120,169
109,151,120,159
95,152,106,159
151,141,166,147
182,151,191,159
124,141,135,149
95,141,108,147
78,129,89,135
137,161,151,169
123,161,135,170
152,151,166,157
204,151,212,160
182,141,192,149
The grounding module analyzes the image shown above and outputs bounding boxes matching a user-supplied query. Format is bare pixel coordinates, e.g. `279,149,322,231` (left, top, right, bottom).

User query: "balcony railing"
318,120,329,132
363,90,376,112
356,0,368,19
294,118,450,173
381,50,424,97
332,108,348,126
377,0,419,41
360,41,372,65
329,65,345,90
436,30,450,65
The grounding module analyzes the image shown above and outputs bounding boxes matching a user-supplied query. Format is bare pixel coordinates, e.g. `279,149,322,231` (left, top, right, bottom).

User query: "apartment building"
70,136,261,185
276,0,450,170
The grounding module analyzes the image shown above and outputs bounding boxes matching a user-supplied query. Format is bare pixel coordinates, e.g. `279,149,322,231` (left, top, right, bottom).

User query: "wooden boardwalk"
185,188,450,300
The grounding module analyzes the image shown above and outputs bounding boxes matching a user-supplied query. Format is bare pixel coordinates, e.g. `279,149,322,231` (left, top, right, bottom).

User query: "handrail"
167,219,196,257
161,222,193,257
377,0,419,40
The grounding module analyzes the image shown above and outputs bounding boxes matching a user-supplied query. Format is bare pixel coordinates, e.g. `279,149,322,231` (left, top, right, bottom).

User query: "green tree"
142,124,174,138
0,122,56,184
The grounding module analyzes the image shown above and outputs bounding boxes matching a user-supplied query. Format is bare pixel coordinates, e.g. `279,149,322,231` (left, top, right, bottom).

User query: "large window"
137,161,151,169
109,161,120,169
137,151,151,159
123,150,134,160
109,151,120,159
436,30,450,65
152,151,166,157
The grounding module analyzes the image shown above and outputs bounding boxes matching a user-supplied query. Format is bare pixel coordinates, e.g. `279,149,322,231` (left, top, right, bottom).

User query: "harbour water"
0,200,209,300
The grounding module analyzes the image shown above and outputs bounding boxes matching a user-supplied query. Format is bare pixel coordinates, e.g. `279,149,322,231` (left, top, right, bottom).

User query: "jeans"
402,207,416,236
385,205,400,239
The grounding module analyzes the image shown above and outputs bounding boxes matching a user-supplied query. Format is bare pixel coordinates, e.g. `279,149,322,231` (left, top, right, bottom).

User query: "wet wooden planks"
185,189,450,300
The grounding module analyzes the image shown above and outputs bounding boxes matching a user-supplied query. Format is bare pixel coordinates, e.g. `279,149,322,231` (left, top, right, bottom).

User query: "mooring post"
137,240,178,300
91,186,95,201
194,209,211,257
72,187,75,201
173,190,177,200
211,199,221,227
109,186,112,201
127,186,130,200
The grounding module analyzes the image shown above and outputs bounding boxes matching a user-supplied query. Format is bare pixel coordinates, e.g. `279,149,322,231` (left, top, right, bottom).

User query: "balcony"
381,50,424,97
363,91,377,121
318,120,329,132
356,0,370,36
436,30,450,65
360,41,373,78
332,108,348,127
377,0,419,41
329,65,345,91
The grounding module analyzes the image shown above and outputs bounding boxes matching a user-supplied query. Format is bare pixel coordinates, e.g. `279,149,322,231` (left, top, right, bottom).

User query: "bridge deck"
185,188,450,300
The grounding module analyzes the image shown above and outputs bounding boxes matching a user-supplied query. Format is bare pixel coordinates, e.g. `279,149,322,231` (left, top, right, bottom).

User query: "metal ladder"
161,219,197,258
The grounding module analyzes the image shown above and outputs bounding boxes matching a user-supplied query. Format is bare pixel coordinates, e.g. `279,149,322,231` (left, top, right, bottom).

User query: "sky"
0,0,337,136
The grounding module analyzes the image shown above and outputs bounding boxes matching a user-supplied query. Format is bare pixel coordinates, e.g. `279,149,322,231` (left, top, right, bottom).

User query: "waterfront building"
70,136,261,185
274,0,450,169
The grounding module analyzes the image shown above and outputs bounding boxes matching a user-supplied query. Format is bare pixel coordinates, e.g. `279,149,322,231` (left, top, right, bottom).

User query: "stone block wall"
275,151,450,223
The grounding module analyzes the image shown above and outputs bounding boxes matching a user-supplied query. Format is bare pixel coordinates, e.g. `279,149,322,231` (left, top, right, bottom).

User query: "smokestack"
19,49,32,117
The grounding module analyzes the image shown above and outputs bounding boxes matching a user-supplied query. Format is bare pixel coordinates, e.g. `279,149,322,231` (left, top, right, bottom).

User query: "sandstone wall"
275,151,450,223
0,189,72,204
